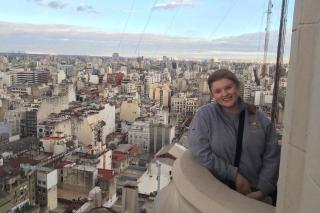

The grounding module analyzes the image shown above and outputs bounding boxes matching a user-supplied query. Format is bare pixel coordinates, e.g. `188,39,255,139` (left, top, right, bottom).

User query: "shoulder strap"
234,109,245,167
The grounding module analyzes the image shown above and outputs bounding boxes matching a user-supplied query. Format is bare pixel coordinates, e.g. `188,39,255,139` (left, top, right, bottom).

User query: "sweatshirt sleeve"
188,109,238,182
257,122,280,194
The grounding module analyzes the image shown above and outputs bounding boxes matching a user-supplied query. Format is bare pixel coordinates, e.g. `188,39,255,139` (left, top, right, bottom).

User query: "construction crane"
253,0,273,86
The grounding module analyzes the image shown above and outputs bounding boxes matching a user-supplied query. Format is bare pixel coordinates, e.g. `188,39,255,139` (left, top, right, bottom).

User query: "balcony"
158,150,275,213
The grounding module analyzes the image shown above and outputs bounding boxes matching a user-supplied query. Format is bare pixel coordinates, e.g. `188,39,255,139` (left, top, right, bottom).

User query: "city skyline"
0,0,295,60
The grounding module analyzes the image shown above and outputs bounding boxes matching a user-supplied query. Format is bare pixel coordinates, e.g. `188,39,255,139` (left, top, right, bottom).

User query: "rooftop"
98,168,114,182
112,151,128,161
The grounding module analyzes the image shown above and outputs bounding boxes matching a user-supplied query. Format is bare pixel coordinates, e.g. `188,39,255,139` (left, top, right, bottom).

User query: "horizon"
0,0,295,61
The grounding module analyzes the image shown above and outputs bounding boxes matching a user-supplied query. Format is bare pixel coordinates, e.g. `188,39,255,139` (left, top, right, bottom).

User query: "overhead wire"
208,0,240,40
152,7,181,57
134,0,159,56
256,0,269,62
117,0,136,54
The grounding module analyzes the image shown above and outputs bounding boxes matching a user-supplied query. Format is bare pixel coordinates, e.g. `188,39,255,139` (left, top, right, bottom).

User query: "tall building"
149,83,170,108
121,78,137,94
0,168,36,212
171,94,199,116
121,184,139,213
128,121,150,151
62,164,98,194
21,110,37,137
36,169,58,211
112,52,120,61
150,123,175,154
4,109,24,136
13,70,50,85
0,121,11,143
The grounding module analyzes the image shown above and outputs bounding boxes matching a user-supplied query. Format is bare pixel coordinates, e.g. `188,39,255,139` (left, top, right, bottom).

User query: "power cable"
208,0,240,40
117,0,136,54
256,0,269,62
153,7,180,57
134,0,158,55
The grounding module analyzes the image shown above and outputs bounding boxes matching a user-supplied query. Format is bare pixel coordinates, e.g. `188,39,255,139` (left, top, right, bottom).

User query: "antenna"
271,0,288,123
261,0,273,78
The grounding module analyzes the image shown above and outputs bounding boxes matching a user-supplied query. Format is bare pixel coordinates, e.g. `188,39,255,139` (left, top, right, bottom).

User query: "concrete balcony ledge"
158,150,275,213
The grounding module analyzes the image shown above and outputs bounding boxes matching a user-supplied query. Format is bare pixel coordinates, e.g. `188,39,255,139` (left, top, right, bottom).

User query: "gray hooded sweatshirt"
188,101,280,194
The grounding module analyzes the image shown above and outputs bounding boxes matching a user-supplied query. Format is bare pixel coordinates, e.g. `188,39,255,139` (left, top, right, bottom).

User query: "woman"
188,69,280,201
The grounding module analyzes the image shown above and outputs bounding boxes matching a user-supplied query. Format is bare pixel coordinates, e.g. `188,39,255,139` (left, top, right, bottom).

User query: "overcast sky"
0,0,295,61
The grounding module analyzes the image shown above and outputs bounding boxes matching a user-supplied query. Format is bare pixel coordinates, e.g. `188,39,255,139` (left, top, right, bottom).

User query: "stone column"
276,0,320,212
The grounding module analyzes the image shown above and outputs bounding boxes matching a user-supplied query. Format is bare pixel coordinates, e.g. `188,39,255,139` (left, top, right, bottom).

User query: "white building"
254,91,264,106
40,135,70,155
36,169,58,211
57,70,66,84
128,121,151,151
89,74,99,84
4,109,24,136
98,103,116,143
243,84,252,103
171,94,199,116
0,71,13,87
150,123,175,154
74,114,105,146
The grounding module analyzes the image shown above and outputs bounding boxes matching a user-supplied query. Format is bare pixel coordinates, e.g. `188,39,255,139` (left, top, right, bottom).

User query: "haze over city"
0,0,294,60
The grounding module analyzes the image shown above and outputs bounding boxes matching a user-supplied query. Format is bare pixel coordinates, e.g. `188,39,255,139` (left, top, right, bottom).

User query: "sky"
0,0,295,61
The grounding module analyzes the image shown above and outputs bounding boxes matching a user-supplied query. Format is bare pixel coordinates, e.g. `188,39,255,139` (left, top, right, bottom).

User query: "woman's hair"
207,69,240,92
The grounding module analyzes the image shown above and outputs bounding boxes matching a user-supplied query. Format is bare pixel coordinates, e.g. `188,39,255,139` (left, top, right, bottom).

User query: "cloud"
153,0,194,10
0,21,292,61
76,5,99,14
47,1,66,9
28,0,67,9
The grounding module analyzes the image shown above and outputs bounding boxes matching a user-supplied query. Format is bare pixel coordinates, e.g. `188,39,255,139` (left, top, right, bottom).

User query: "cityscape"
1,0,320,213
0,51,288,212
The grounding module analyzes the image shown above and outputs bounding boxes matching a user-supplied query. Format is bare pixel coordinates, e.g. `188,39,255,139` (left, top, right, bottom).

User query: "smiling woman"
188,69,280,204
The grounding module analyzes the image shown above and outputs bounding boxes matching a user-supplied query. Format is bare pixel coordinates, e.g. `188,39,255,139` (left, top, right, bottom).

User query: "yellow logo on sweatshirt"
249,120,261,128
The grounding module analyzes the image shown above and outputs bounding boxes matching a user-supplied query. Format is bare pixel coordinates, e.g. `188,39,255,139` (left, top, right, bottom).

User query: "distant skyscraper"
14,70,49,85
112,52,120,61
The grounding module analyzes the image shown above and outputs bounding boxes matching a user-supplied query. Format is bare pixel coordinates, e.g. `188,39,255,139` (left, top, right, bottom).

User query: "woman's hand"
246,191,266,200
235,173,251,195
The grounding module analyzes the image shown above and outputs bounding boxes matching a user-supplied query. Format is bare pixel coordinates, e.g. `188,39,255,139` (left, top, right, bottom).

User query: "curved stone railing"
158,150,275,213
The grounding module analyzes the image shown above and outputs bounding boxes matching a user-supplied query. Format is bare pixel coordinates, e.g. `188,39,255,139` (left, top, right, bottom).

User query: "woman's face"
210,78,240,111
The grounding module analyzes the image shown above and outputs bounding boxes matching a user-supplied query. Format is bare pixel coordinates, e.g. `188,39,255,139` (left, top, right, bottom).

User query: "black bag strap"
234,109,245,167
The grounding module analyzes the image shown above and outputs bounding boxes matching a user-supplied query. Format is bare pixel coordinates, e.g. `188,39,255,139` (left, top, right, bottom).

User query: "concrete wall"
276,1,320,212
74,117,93,146
54,119,72,136
37,95,69,123
47,185,58,211
99,104,116,143
120,100,140,123
57,70,66,84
